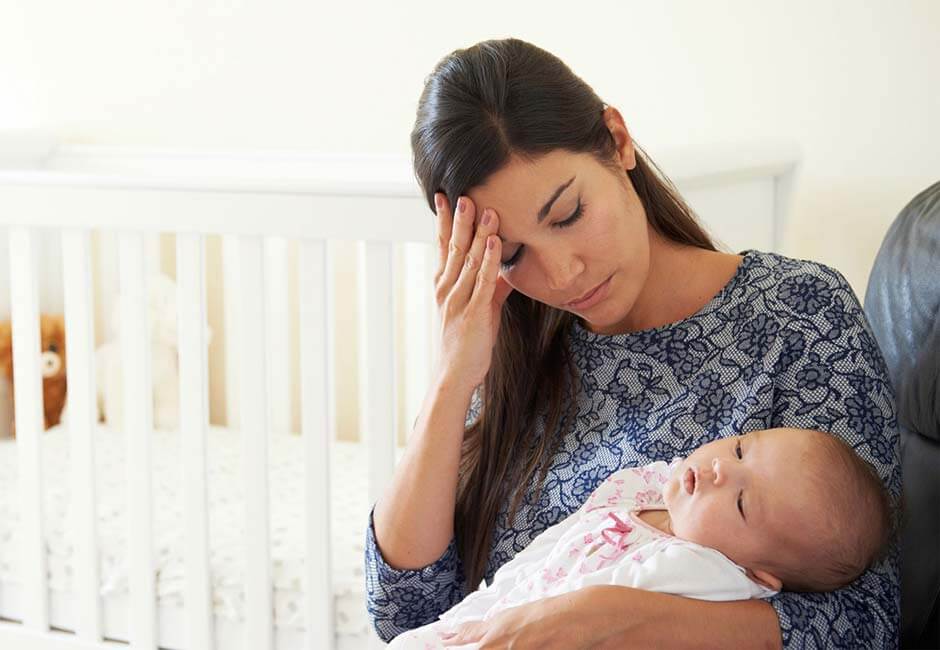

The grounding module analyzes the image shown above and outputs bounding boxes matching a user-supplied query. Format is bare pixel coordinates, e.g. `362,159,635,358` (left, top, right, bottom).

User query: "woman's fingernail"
482,210,491,226
457,197,466,214
434,193,442,211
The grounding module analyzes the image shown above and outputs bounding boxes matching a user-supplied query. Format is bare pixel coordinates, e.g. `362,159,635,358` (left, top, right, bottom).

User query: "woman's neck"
618,232,742,334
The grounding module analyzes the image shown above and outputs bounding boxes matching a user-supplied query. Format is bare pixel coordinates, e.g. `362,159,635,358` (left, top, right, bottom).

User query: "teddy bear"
95,272,212,431
0,313,69,438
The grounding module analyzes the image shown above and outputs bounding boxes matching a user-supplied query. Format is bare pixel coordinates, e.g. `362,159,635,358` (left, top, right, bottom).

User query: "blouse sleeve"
761,265,901,648
363,384,483,642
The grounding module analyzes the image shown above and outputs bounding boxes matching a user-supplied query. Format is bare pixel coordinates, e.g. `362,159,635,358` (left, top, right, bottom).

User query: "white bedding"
0,422,390,648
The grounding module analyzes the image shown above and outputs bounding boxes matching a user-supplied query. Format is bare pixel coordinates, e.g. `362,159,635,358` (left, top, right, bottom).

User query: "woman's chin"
579,304,643,336
578,310,625,335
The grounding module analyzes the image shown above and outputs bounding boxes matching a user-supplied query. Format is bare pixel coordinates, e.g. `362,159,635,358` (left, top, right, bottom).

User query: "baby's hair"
771,430,896,593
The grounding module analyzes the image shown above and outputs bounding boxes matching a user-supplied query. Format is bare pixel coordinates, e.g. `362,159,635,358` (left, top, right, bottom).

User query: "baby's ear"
747,568,783,592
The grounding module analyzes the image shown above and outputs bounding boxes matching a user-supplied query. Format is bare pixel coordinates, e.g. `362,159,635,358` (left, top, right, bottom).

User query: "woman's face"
464,111,652,335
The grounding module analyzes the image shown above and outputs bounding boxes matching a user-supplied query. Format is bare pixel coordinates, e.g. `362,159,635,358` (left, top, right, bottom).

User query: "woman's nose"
539,250,583,292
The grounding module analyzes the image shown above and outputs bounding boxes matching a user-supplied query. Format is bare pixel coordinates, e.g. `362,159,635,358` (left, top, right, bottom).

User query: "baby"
388,427,893,649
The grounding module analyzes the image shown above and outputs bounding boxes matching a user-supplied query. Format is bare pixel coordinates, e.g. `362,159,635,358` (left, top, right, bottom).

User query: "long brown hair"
411,38,716,592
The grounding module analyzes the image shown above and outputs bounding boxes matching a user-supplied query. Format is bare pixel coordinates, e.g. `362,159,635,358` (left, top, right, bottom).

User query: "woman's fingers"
468,218,504,312
428,196,510,389
452,207,499,311
439,620,484,646
433,192,453,284
435,195,476,308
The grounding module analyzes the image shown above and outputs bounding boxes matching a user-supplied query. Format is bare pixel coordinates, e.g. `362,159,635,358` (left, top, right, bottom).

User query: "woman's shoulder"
739,250,855,293
734,250,863,319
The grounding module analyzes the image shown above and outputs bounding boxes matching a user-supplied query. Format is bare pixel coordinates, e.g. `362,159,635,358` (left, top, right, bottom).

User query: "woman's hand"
439,591,604,650
433,193,514,391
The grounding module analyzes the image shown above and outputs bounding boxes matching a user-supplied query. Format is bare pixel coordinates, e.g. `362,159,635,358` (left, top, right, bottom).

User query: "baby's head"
661,427,893,592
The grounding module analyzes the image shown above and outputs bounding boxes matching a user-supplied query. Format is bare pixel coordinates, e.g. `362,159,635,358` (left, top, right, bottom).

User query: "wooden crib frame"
0,134,798,650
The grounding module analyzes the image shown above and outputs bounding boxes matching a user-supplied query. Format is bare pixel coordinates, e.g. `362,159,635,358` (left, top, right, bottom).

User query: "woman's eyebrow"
497,175,577,246
537,176,576,223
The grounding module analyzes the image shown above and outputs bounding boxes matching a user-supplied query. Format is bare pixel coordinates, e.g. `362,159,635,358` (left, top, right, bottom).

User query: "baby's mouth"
683,468,696,495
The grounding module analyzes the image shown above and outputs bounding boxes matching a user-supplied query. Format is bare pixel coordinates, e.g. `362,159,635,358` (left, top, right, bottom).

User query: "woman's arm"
587,586,782,650
372,371,476,569
365,375,481,642
441,584,782,649
374,189,509,570
762,265,901,646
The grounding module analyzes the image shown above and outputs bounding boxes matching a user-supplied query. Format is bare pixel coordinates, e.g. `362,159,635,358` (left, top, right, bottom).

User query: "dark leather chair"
864,180,940,649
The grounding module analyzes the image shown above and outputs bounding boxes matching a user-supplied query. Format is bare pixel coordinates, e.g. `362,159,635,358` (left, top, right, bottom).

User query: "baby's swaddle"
389,459,776,649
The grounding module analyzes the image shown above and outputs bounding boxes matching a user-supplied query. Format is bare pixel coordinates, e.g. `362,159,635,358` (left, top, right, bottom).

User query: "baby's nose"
710,458,727,486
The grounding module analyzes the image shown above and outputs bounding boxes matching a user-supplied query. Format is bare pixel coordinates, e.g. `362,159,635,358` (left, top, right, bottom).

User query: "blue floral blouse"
364,250,901,647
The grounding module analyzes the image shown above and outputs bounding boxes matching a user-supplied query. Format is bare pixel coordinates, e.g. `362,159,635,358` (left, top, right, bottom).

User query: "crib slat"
7,227,49,631
221,235,241,429
61,230,102,640
237,236,273,650
118,233,156,649
426,243,443,391
403,243,436,443
264,237,291,433
176,233,213,650
357,242,396,507
298,240,334,649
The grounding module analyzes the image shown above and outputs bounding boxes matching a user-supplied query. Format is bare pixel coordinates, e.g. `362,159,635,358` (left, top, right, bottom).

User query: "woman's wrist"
431,362,481,400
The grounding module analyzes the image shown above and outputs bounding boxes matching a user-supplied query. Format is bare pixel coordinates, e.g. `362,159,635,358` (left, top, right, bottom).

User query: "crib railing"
0,146,447,650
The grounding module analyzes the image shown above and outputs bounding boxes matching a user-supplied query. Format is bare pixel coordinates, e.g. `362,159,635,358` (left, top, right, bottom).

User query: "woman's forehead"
469,150,590,229
476,150,584,196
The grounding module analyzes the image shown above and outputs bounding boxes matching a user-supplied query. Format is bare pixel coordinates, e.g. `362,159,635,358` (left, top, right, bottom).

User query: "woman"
365,38,899,648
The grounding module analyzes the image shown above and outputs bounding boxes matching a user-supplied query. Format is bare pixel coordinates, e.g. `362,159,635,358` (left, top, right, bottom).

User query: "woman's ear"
747,567,783,592
602,105,636,172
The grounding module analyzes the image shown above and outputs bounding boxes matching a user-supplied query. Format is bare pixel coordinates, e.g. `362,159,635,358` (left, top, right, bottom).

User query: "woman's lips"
683,468,696,495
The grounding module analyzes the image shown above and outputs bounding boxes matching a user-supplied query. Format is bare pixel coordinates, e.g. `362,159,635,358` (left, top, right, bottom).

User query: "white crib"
0,133,798,650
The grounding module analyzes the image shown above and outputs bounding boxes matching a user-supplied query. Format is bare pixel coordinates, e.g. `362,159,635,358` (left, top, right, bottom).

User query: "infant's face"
662,428,825,581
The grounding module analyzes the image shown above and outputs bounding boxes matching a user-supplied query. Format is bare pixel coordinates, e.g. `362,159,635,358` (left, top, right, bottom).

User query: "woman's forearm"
580,585,783,650
372,371,475,570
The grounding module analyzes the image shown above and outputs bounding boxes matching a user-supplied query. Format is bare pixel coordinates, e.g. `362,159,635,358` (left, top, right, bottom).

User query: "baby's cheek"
670,510,709,545
662,478,678,504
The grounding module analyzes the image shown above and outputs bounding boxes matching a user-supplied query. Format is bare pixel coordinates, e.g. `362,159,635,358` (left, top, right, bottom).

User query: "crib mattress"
0,422,390,648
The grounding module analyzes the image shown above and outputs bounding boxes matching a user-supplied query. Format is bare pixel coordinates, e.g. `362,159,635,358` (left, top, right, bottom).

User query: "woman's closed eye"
500,199,586,270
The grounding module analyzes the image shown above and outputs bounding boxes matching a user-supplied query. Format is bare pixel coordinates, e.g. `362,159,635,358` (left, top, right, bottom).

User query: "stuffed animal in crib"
95,272,212,431
0,313,69,439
